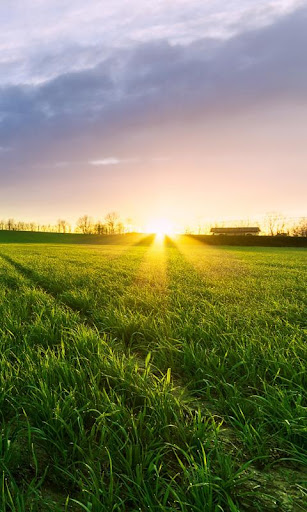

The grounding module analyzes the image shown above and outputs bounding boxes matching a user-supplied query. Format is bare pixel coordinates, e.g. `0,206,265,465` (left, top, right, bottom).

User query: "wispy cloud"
89,157,141,166
89,158,121,166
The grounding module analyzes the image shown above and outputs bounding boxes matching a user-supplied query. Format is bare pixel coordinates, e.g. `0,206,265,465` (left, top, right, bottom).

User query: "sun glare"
145,218,174,237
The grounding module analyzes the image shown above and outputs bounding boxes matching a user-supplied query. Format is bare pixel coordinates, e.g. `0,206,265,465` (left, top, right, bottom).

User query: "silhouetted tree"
117,221,124,234
76,215,92,234
292,218,307,237
57,219,69,233
105,212,119,234
6,218,15,231
94,221,107,235
265,212,287,236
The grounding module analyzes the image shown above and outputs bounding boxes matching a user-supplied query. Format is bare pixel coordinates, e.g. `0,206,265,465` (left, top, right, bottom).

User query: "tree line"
75,213,130,235
0,213,306,236
0,212,133,235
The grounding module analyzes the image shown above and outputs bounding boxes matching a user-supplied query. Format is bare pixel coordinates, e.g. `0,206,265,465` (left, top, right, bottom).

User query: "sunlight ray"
133,233,168,293
172,235,249,279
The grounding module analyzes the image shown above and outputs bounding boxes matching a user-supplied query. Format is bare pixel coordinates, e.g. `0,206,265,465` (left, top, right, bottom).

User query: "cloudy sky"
0,0,306,228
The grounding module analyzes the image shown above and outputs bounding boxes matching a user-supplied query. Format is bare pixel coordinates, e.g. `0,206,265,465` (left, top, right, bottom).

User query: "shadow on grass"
133,234,155,246
0,244,150,326
164,236,177,248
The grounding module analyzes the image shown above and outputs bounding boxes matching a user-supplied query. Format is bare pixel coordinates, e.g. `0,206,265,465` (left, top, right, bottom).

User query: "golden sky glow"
145,218,175,237
0,1,306,227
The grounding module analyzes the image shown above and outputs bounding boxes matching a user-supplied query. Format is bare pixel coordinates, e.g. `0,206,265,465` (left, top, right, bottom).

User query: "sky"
0,0,306,229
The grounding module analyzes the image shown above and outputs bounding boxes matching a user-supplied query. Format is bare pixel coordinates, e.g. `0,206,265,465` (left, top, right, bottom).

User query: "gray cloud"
1,0,301,86
0,6,306,171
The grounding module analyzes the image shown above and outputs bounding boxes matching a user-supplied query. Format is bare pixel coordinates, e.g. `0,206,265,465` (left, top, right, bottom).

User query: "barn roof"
210,226,260,233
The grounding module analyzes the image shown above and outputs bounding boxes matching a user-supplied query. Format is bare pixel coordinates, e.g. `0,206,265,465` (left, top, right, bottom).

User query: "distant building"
210,227,260,236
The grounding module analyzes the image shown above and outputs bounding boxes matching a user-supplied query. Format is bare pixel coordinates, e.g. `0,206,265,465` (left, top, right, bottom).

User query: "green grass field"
0,234,306,511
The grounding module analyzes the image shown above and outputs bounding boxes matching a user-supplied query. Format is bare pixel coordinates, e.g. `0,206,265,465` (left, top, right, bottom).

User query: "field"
0,234,306,511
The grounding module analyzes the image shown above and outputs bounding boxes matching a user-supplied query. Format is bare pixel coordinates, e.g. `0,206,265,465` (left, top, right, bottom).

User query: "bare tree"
16,221,25,231
76,215,93,234
57,219,69,233
264,212,285,236
117,221,124,234
6,218,15,231
292,217,307,237
94,220,107,235
276,214,287,235
105,212,119,234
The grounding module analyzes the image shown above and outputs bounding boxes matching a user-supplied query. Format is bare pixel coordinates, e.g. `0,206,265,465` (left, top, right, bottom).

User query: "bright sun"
145,218,174,236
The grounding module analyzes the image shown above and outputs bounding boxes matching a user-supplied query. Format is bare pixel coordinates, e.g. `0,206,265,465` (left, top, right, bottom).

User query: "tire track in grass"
0,239,168,355
0,242,153,331
0,238,172,363
0,251,100,328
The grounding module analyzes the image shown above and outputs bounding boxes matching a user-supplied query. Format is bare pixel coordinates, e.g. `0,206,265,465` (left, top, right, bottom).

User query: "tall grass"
0,238,305,510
